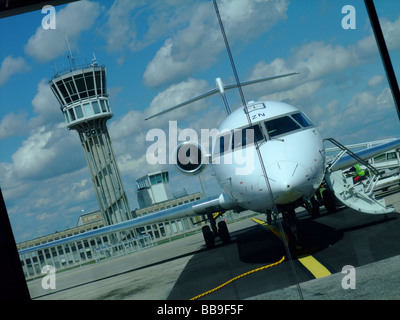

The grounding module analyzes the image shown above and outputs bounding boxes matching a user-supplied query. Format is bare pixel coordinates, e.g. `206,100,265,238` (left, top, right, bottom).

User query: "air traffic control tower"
49,60,132,225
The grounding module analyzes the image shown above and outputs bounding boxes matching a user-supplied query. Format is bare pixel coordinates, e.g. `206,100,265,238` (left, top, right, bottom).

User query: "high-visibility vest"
354,164,365,176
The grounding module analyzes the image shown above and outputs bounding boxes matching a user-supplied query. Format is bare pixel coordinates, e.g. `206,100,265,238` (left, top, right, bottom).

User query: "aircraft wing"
18,193,243,255
328,138,400,171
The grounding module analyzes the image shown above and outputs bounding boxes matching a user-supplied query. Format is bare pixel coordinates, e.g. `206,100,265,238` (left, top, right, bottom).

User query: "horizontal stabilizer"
145,72,298,120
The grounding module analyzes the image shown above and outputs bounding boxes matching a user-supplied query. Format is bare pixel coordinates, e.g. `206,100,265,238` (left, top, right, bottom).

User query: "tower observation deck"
49,61,132,225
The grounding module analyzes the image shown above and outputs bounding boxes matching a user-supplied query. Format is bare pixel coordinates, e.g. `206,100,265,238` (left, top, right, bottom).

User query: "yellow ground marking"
251,217,331,279
297,255,331,278
251,218,289,242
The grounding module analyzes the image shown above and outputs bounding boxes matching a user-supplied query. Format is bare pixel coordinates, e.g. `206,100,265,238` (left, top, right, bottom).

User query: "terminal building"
16,169,206,280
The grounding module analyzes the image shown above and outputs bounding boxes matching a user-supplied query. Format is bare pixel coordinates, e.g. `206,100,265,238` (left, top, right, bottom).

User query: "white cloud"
355,15,400,59
24,0,100,62
294,41,356,79
103,0,142,53
259,79,324,106
316,86,397,143
248,13,400,99
143,0,289,87
368,75,384,88
144,78,209,123
30,79,61,127
11,125,85,181
109,109,145,140
0,78,62,139
381,15,400,50
143,38,197,88
248,40,359,95
0,112,28,139
0,55,29,86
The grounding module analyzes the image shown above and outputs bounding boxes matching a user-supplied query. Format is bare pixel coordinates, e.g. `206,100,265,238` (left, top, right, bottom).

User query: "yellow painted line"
252,217,268,226
298,255,331,278
251,217,331,279
251,218,288,242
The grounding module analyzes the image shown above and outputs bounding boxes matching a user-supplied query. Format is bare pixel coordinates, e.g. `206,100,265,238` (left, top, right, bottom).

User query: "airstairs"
324,138,395,214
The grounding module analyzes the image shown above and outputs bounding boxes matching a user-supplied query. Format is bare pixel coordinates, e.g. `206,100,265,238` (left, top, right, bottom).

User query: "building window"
75,105,84,119
92,101,101,114
100,100,107,112
68,108,76,121
83,103,93,117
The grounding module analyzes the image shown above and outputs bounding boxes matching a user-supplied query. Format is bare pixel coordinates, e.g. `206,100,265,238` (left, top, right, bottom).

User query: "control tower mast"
49,60,132,225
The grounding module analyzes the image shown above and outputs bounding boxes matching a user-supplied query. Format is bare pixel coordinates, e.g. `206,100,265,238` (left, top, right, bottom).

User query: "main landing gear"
202,213,231,249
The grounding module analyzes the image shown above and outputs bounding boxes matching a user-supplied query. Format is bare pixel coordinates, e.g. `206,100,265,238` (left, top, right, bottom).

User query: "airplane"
17,0,400,257
142,74,400,249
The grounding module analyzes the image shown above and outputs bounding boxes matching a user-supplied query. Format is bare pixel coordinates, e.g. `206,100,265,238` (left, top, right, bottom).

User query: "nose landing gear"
202,213,231,249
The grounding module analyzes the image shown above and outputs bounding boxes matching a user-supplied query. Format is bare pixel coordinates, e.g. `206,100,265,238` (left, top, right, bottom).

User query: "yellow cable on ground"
190,256,285,300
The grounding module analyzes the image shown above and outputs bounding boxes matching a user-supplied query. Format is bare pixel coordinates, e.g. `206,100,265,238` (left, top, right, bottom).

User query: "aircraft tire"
202,225,215,249
310,197,320,218
322,189,336,213
218,220,231,244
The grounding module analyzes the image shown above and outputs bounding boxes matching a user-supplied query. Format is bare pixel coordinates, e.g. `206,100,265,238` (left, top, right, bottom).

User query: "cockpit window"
265,116,301,138
232,125,264,150
292,112,313,127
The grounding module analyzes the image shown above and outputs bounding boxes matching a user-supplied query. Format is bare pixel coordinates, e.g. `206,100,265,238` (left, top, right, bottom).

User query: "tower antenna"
65,34,76,69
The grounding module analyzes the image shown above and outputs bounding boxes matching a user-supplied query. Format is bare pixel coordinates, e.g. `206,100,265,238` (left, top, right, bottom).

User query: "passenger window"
265,116,301,137
292,113,313,127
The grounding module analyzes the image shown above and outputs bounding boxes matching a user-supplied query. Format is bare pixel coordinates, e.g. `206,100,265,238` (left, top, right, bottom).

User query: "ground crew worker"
352,164,365,183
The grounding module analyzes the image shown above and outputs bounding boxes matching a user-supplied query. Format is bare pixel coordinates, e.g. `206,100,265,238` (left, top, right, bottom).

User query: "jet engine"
174,141,207,175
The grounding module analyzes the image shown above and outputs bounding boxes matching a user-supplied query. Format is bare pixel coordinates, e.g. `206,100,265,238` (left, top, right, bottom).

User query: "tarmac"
28,189,400,300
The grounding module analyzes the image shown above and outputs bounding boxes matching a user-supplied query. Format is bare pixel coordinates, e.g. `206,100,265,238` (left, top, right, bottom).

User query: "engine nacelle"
174,141,208,175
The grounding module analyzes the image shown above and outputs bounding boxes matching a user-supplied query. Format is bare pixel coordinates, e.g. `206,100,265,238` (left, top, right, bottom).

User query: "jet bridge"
324,138,397,214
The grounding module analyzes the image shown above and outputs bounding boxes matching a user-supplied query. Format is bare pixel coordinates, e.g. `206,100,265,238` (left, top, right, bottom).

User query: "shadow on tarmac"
168,209,400,300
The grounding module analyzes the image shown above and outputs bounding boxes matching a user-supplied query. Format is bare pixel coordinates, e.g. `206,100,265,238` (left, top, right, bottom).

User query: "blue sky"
1,0,400,242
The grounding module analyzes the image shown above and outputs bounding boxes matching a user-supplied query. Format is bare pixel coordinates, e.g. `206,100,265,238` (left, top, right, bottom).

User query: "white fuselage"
212,100,326,212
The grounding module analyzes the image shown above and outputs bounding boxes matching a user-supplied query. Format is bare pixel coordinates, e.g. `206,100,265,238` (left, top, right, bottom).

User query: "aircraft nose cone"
260,161,308,204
